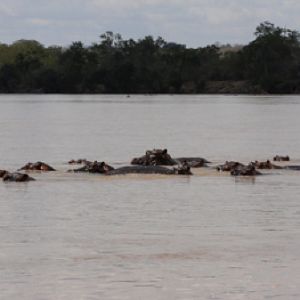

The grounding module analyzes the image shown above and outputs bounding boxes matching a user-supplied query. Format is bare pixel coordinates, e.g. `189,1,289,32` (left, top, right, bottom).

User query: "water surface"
0,95,300,299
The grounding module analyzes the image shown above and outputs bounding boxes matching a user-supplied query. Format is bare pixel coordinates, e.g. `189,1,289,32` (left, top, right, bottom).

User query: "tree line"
0,22,300,94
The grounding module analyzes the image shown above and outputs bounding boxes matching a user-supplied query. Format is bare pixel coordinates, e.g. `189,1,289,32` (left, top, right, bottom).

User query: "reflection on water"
0,95,300,299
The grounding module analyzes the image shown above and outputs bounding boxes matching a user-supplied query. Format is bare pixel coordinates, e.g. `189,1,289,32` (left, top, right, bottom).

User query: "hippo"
284,165,300,171
131,149,210,168
230,164,261,176
252,160,282,169
131,149,178,166
251,160,300,171
273,155,290,162
175,157,210,168
69,161,114,174
19,161,56,171
3,172,35,182
0,170,9,178
68,159,90,165
217,161,245,172
107,163,192,176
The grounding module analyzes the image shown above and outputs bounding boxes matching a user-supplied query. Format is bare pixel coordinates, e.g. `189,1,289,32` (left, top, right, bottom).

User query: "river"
0,94,300,299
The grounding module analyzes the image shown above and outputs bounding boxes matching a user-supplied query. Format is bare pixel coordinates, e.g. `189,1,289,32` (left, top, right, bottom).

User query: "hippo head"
176,161,193,175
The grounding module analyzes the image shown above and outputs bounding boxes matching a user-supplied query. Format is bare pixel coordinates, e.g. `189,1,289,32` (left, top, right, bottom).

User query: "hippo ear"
100,162,105,167
162,149,167,154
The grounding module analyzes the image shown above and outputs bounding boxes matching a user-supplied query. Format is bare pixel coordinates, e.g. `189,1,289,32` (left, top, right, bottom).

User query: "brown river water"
0,94,300,299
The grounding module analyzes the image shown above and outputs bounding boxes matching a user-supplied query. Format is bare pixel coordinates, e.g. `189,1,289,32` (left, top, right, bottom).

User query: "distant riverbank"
1,22,300,95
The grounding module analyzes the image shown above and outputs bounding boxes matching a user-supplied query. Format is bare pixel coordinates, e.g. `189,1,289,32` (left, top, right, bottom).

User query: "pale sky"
1,0,300,47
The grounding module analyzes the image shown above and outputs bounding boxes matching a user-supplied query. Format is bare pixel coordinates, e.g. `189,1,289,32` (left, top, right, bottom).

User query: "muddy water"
0,95,300,299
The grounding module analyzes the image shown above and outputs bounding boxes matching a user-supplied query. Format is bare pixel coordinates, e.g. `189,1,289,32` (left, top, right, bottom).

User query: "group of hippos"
0,149,298,182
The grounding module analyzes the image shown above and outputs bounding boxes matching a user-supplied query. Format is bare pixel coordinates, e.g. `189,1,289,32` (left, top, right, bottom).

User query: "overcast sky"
1,0,300,47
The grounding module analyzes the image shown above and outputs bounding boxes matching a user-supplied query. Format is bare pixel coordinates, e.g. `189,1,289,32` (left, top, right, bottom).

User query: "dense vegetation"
0,22,300,94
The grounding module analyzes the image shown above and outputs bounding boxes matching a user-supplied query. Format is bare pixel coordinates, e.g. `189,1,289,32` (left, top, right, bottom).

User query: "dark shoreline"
1,92,300,96
1,80,300,96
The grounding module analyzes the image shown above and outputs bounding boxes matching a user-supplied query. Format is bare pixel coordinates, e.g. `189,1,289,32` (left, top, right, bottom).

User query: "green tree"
242,22,300,92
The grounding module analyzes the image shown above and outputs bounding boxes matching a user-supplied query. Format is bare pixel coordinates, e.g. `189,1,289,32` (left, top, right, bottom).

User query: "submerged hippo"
252,160,300,171
230,164,261,177
175,157,210,168
3,172,35,182
69,161,114,174
107,163,192,176
284,165,300,171
19,161,56,171
217,161,245,172
68,159,90,165
0,170,9,178
252,160,282,169
131,149,177,166
273,155,290,162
